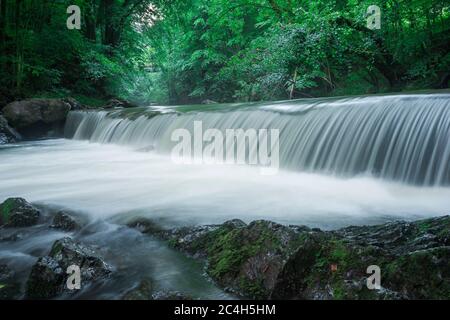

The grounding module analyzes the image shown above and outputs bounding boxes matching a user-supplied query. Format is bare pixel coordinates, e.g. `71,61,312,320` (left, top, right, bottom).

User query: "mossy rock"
26,238,112,299
0,198,40,228
0,265,22,299
122,279,153,300
384,247,450,299
138,215,450,300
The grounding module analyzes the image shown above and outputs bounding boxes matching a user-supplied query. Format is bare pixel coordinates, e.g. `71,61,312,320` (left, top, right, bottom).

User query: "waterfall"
65,94,450,186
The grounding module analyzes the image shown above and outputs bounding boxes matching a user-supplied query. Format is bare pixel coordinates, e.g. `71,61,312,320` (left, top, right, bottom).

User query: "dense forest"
0,0,449,106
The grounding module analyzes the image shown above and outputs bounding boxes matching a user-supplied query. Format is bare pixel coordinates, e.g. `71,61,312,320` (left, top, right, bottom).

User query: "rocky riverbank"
128,215,450,300
1,197,449,300
0,97,138,142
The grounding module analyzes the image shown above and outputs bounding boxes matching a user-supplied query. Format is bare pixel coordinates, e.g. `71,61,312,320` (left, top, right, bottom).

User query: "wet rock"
274,216,450,300
2,99,71,138
153,216,450,300
50,211,81,231
102,99,137,109
0,231,23,242
26,237,112,299
0,198,40,228
160,220,303,298
61,97,87,111
383,246,450,299
0,115,21,144
122,279,153,300
152,290,192,300
0,264,22,299
127,217,165,235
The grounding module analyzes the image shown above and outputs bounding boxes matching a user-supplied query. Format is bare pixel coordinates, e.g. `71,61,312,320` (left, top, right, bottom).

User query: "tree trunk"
289,67,297,100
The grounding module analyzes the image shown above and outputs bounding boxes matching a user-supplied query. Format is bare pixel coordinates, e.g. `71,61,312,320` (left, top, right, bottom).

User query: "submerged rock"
2,99,71,138
0,264,22,299
0,115,21,144
152,291,192,300
127,217,166,235
102,99,137,109
50,211,81,231
121,279,192,300
144,219,304,298
0,198,40,228
142,216,450,300
26,237,112,299
122,278,153,300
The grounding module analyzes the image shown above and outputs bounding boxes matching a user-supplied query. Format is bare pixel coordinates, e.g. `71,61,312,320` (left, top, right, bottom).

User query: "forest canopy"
0,0,449,105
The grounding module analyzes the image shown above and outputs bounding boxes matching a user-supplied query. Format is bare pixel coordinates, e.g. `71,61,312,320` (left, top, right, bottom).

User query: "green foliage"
144,0,450,103
0,0,448,105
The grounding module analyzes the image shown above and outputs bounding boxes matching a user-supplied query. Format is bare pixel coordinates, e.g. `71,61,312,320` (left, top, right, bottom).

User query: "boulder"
273,216,450,300
145,219,303,298
102,99,138,109
0,198,40,228
2,99,71,138
127,217,166,235
0,115,21,144
121,278,192,300
142,216,450,300
61,97,87,111
50,211,81,231
122,278,153,300
26,237,112,299
152,291,192,300
0,264,21,299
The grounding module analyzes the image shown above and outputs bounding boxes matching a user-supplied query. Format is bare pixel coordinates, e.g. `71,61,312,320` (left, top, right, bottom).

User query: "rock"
0,198,40,228
152,291,193,300
122,279,153,300
127,217,165,235
102,99,138,109
0,88,24,110
61,97,87,111
274,216,450,300
0,115,21,144
121,279,192,300
150,216,450,300
151,219,302,298
26,237,112,299
2,99,71,138
0,264,21,299
50,211,81,231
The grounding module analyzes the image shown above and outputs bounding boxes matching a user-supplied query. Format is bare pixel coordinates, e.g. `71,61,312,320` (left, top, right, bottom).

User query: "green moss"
301,237,390,300
384,247,450,299
167,238,178,248
49,241,64,256
239,277,267,299
0,198,15,224
204,222,293,281
416,220,432,233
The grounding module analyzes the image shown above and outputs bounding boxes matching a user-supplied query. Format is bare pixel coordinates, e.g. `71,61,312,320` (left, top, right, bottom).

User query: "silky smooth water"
65,94,450,186
1,139,449,229
1,93,450,299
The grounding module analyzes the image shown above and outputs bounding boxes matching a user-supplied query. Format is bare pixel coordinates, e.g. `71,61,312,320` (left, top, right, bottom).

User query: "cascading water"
2,94,450,299
2,93,450,229
65,94,450,186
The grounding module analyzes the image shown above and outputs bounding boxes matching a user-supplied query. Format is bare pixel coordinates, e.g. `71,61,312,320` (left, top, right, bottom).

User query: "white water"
1,94,450,228
2,93,450,299
65,94,450,186
1,139,449,229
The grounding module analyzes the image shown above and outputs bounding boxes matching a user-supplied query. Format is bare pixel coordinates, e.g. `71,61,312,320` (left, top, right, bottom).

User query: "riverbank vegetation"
0,0,449,106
